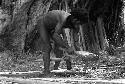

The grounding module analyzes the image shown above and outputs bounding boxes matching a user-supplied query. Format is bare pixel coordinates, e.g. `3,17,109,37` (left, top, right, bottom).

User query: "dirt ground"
0,50,125,84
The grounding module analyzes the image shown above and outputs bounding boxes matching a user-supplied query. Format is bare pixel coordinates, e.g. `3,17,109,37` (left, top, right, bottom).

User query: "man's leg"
36,39,51,74
38,22,51,75
65,58,72,70
54,44,72,70
53,44,63,70
42,44,51,74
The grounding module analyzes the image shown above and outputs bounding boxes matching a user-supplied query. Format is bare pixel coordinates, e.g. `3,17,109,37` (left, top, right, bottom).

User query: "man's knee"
54,46,63,58
42,44,52,53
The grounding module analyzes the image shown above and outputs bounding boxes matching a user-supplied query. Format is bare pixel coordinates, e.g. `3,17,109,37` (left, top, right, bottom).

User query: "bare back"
41,10,70,32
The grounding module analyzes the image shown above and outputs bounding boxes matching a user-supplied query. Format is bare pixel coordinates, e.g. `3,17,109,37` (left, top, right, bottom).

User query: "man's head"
63,8,89,30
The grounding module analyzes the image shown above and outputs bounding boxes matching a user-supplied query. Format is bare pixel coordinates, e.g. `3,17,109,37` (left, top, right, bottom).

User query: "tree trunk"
96,17,106,50
79,25,86,51
79,19,106,54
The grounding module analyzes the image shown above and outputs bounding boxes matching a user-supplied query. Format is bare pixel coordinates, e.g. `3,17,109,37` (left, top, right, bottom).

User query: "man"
26,9,88,76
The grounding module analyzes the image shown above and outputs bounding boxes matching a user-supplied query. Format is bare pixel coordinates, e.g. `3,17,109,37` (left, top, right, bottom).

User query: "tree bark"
79,25,86,51
96,17,106,50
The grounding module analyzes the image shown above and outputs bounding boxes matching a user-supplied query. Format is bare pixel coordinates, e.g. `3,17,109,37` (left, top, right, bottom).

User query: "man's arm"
52,32,69,49
52,23,69,49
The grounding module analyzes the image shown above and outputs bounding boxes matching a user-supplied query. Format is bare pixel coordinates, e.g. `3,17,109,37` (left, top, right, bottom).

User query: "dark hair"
70,8,89,23
63,9,88,29
63,15,74,29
